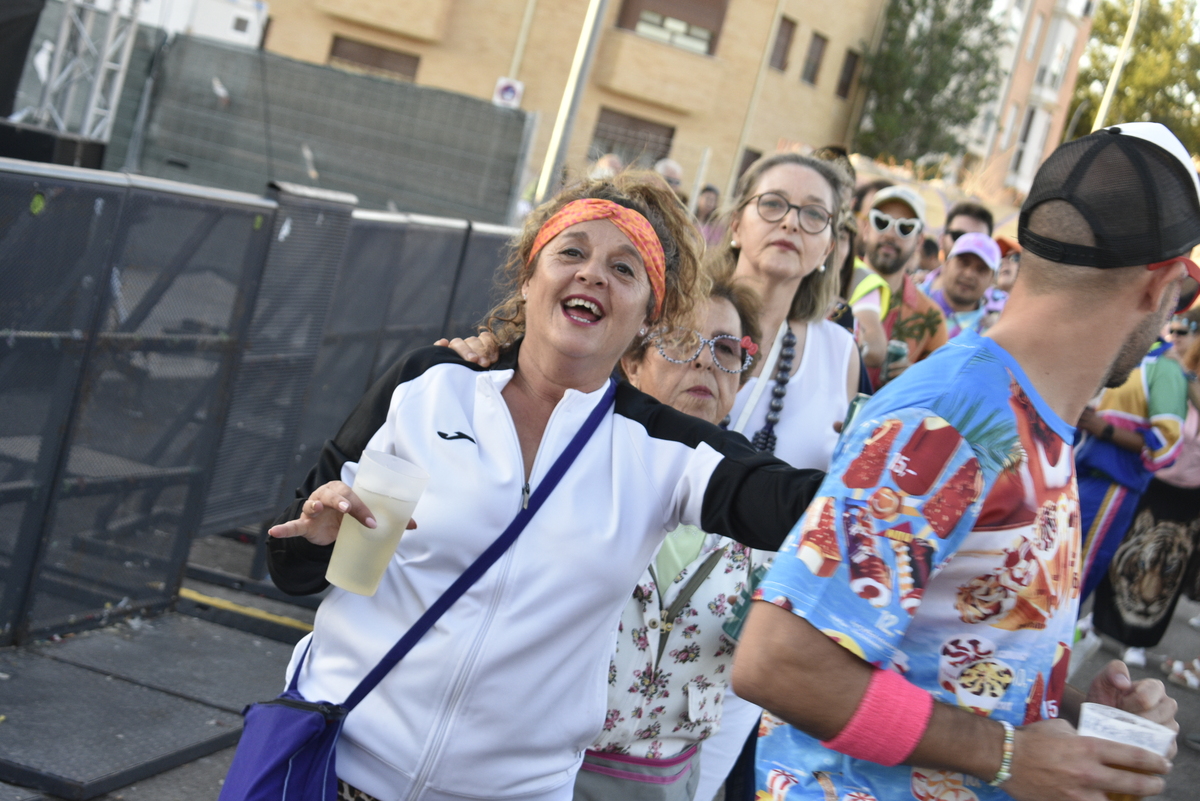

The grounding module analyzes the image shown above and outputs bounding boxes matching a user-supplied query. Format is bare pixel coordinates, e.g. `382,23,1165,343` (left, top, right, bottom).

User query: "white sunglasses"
869,209,922,238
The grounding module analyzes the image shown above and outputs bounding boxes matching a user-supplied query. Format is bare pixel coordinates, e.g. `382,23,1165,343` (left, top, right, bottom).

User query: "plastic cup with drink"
325,450,429,596
1076,702,1176,801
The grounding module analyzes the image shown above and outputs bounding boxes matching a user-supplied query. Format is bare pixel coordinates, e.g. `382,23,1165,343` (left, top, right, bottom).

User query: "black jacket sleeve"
699,448,824,551
266,347,488,595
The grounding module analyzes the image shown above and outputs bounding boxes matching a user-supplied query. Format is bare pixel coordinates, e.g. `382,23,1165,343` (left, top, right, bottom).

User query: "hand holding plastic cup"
325,450,429,596
1077,702,1176,801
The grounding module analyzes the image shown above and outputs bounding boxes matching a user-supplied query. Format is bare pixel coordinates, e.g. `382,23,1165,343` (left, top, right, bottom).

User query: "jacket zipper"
404,547,516,801
403,383,565,799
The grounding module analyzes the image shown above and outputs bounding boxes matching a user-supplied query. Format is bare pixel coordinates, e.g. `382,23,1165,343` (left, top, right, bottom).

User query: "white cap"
1106,122,1200,206
871,185,927,223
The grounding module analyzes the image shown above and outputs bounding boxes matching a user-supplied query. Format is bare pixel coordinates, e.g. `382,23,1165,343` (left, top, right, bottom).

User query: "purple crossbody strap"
332,377,617,710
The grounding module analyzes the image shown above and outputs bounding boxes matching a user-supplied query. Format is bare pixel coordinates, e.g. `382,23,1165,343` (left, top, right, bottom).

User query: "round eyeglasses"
652,329,758,374
869,209,922,239
752,192,833,234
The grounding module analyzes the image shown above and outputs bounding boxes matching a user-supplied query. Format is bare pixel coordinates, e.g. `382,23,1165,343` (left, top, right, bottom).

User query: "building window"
738,148,763,178
835,49,860,98
801,32,828,85
329,36,420,82
1011,107,1037,173
590,107,676,169
617,0,729,56
771,17,795,71
232,16,249,32
1025,13,1044,60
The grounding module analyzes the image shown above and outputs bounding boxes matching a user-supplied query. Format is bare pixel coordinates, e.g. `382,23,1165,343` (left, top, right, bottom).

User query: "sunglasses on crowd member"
652,329,757,374
1169,316,1198,337
752,192,833,234
869,209,922,238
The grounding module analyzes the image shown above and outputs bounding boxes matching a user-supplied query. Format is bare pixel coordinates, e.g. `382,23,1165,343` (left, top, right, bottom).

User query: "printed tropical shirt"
590,527,752,759
867,273,949,388
755,330,1081,801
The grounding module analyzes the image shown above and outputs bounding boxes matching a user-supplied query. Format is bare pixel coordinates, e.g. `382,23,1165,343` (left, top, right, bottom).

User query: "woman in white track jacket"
265,173,835,801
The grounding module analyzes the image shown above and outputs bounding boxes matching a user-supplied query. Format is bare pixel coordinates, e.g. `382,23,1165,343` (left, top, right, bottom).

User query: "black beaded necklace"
750,326,797,453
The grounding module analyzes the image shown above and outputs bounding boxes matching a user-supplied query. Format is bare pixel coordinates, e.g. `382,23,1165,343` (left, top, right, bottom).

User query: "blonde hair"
484,171,705,347
705,152,845,323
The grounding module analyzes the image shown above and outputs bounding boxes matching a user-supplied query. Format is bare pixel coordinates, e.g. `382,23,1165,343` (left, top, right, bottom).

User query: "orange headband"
529,198,667,318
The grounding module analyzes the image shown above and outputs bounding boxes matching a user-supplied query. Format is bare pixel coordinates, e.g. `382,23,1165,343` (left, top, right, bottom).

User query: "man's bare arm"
732,602,1170,801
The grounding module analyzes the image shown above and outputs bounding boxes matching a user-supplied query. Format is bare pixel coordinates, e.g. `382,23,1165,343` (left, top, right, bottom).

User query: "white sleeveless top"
728,319,855,471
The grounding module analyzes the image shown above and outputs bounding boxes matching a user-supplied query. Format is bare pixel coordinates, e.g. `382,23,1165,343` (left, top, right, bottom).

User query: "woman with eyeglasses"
690,153,859,801
267,172,827,801
575,277,762,800
713,153,860,463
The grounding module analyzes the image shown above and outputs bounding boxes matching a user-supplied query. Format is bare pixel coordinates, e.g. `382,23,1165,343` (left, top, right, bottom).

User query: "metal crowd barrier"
0,154,520,639
0,157,275,644
185,210,519,598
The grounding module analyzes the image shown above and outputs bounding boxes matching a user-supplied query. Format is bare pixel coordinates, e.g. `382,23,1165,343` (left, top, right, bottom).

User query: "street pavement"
17,596,1200,801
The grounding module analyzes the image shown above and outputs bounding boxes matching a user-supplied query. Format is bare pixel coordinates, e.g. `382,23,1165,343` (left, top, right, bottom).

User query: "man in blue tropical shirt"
734,123,1195,801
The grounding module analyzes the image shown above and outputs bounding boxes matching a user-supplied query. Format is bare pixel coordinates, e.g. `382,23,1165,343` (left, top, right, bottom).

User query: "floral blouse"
589,527,752,759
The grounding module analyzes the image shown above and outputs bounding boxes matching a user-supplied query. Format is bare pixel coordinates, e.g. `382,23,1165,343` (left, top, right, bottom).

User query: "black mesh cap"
1019,123,1200,269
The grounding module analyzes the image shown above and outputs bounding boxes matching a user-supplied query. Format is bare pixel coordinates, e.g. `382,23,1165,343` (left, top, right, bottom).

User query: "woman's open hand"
268,481,416,546
435,331,501,366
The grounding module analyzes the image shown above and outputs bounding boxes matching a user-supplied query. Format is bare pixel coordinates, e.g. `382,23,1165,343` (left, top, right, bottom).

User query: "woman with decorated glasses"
691,153,860,801
265,173,825,801
573,277,762,799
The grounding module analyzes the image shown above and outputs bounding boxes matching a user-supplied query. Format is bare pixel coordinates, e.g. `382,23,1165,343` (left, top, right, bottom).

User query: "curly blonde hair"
484,171,706,347
705,152,846,324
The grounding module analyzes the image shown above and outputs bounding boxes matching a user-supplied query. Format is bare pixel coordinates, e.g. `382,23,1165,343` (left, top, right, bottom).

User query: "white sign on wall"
493,77,524,109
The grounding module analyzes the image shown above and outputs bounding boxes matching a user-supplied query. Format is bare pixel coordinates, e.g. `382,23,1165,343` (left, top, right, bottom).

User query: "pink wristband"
821,668,934,766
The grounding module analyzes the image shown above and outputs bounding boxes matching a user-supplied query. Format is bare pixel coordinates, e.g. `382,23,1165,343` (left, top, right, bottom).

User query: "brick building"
961,0,1093,202
260,0,889,198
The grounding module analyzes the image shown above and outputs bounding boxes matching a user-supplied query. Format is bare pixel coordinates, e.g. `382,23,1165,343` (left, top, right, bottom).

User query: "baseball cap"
871,185,926,223
948,232,1001,271
1018,122,1200,282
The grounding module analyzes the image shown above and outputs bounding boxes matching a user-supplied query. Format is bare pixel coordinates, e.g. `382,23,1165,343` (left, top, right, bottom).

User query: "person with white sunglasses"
848,185,948,388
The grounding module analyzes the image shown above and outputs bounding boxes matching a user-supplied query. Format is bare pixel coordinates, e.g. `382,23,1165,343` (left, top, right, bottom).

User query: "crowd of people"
252,122,1200,801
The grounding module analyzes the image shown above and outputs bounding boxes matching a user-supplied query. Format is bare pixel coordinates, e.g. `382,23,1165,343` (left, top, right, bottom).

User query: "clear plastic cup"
325,450,429,596
1076,702,1176,801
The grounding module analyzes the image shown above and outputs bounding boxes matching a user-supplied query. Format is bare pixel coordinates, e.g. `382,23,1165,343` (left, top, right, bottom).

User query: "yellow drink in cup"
326,450,429,596
1076,703,1176,801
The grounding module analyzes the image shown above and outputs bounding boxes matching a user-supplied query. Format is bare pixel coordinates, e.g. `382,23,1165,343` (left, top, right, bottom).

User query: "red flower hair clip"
741,336,759,356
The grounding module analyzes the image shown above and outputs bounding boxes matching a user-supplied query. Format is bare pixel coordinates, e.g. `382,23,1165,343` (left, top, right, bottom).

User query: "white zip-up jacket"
268,345,822,801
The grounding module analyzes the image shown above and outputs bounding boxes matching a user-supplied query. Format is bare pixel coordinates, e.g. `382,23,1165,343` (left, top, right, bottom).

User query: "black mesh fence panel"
369,215,471,382
444,222,519,341
197,185,354,542
136,36,530,223
0,161,274,641
0,160,126,643
279,212,471,505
